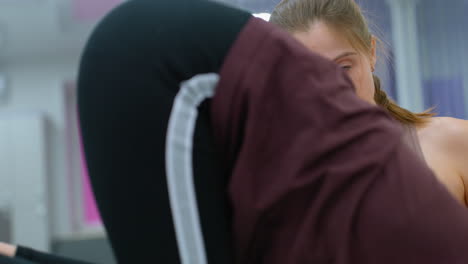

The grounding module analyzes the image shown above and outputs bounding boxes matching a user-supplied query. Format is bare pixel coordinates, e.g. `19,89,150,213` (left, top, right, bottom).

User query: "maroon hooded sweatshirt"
212,17,468,264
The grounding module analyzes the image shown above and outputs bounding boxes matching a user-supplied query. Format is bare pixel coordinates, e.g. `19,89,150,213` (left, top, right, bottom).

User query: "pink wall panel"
78,126,102,225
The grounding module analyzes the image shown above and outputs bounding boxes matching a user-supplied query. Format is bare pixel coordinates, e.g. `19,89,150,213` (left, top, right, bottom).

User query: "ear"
370,37,377,71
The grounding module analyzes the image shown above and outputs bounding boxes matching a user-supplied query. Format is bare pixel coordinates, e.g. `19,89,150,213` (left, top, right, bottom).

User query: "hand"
0,242,17,257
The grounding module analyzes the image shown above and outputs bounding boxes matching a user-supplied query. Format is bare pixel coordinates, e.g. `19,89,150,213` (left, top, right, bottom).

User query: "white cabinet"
0,112,50,251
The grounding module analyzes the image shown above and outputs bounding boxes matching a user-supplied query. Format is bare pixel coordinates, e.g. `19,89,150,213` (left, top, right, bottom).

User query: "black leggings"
0,255,34,264
1,1,249,263
78,0,250,263
0,255,33,264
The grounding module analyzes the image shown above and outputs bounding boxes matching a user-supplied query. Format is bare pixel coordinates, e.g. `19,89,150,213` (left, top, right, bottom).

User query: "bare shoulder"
420,116,468,139
419,116,468,157
418,117,468,204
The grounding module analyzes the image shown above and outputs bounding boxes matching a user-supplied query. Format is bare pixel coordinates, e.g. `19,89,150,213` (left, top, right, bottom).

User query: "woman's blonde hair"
270,0,434,125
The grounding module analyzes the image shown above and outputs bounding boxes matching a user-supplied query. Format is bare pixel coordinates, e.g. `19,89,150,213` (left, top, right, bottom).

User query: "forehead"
292,22,356,60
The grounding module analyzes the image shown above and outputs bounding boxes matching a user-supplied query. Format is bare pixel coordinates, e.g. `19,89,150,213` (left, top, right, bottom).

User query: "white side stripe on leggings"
165,73,219,264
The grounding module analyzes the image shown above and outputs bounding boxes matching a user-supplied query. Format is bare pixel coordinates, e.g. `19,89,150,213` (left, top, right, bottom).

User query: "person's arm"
0,242,17,258
444,117,468,205
0,242,95,264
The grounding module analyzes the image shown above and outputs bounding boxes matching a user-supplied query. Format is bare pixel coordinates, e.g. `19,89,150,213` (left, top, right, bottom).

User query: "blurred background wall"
0,0,466,263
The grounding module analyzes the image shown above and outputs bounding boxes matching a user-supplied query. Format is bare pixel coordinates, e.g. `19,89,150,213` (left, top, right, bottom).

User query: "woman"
270,0,468,206
4,0,468,262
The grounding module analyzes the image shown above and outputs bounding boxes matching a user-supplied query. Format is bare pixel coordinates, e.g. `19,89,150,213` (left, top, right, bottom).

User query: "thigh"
78,1,250,263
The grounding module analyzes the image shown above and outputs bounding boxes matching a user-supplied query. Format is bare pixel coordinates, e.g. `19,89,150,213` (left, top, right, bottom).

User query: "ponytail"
373,75,434,126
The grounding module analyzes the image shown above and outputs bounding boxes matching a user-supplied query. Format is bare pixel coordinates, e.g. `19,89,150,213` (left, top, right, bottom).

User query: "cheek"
348,65,375,103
